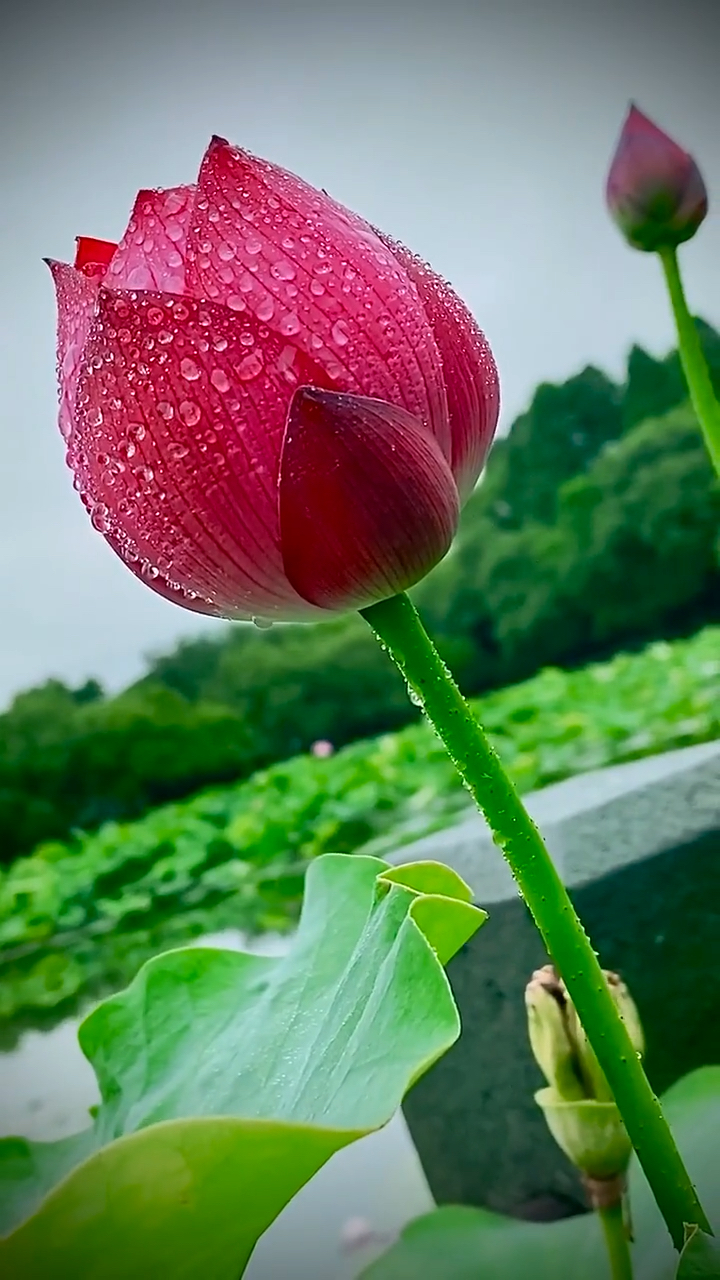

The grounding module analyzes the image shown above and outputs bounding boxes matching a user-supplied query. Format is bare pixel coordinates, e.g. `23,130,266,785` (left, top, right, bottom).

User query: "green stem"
599,1202,634,1280
659,244,720,476
361,592,710,1251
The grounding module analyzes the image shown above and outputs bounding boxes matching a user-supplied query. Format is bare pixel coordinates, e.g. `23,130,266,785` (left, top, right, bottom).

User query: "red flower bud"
606,105,708,252
47,137,499,620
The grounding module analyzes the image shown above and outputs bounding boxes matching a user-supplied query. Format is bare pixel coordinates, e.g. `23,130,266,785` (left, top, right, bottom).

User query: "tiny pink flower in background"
338,1216,395,1254
310,739,334,759
48,137,499,620
605,104,708,252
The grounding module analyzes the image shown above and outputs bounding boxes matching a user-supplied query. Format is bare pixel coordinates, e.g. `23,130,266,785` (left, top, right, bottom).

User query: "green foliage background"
1,623,717,1024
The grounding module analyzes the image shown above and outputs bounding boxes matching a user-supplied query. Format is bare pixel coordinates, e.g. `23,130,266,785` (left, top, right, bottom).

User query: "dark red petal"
46,260,100,442
74,237,118,281
279,388,459,611
376,234,500,501
70,288,333,620
183,138,450,458
105,186,195,293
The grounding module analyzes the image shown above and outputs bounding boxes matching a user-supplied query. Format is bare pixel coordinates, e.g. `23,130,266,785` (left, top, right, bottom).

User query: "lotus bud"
606,105,708,253
525,965,586,1101
526,965,644,1180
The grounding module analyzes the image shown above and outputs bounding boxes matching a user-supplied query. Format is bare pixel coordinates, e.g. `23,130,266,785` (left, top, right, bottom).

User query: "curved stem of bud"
659,244,720,476
361,591,710,1252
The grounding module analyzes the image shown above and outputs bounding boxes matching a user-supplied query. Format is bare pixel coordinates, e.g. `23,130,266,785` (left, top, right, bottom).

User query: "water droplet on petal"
280,313,301,336
87,406,104,427
129,421,146,441
157,401,174,420
271,260,296,281
213,336,228,352
218,242,235,261
179,400,202,426
256,297,275,321
252,616,274,629
240,331,254,347
211,368,230,392
168,441,190,460
118,439,136,461
90,502,110,532
158,330,174,345
310,279,325,297
227,295,246,312
238,352,263,380
245,236,262,255
181,357,202,381
133,464,154,489
331,320,349,347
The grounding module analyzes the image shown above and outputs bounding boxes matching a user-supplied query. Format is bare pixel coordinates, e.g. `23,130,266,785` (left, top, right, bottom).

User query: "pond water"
0,927,433,1279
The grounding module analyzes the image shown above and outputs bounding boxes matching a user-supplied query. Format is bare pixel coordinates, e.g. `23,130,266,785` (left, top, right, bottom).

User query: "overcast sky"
1,0,718,709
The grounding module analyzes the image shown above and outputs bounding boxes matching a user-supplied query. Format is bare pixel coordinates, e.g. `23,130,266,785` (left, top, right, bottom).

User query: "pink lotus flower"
606,105,708,253
49,137,499,620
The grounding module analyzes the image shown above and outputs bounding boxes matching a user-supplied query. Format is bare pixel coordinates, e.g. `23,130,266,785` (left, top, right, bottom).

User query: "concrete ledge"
394,741,720,1218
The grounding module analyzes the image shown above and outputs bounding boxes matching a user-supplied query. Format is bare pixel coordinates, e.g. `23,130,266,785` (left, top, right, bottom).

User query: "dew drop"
271,260,296,281
166,222,184,243
238,352,263,380
310,279,325,297
173,302,190,321
118,439,136,461
179,400,202,426
90,503,111,532
128,421,146,442
211,368,230,392
147,306,165,326
168,441,190,460
158,330,174,345
281,236,295,251
227,295,246,312
87,406,104,427
157,401,174,420
213,336,229,352
133,464,154,489
167,250,183,268
331,320,350,347
256,296,275,321
280,313,300,336
252,616,274,629
239,331,255,347
181,357,202,382
245,236,262,255
218,242,235,262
